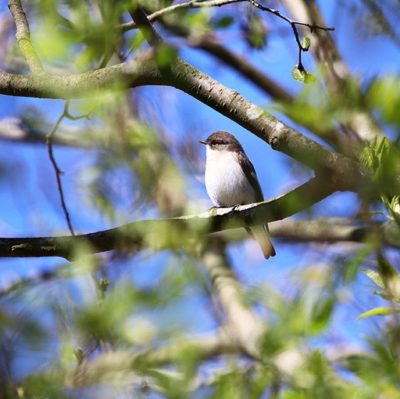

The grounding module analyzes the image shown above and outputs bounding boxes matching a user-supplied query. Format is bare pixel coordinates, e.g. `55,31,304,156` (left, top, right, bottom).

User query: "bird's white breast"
205,148,256,207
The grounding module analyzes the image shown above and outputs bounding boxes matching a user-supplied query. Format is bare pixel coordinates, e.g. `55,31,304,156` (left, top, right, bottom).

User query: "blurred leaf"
242,14,268,50
213,15,235,28
130,31,145,52
340,246,373,283
367,75,400,126
211,368,246,399
310,295,335,334
155,44,178,68
301,36,311,50
358,306,400,319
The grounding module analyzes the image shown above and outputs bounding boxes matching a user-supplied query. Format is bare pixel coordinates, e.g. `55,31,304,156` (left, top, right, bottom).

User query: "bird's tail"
247,224,276,260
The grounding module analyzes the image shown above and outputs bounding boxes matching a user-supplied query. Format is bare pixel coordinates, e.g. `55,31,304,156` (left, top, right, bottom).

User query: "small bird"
200,131,276,259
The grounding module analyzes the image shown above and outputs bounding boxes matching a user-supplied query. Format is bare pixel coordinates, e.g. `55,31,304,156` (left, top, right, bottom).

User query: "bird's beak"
199,140,207,145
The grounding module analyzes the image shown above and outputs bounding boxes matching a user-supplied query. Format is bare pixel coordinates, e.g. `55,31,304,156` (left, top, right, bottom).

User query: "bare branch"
119,0,246,32
129,7,163,46
121,0,333,72
248,0,334,71
46,102,76,236
8,0,43,74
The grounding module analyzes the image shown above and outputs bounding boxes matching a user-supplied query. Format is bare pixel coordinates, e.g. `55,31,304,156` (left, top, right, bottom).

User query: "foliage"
0,0,400,398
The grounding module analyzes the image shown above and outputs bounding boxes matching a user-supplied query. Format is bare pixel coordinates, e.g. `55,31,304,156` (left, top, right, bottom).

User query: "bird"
200,131,276,259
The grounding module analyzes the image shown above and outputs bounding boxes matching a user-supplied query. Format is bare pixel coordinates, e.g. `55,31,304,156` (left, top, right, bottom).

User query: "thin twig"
248,0,334,70
120,0,334,71
119,0,246,32
46,102,90,236
0,263,69,298
47,102,75,236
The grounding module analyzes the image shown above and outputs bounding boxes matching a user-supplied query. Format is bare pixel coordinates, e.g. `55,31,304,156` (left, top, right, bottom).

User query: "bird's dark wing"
237,152,264,201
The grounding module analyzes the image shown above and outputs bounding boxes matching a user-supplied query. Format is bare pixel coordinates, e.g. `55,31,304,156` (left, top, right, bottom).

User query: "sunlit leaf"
358,306,400,319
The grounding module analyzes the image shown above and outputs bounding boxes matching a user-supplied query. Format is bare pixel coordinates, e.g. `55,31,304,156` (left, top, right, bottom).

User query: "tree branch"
119,0,246,32
201,240,265,357
158,18,349,152
248,0,334,71
125,11,363,189
0,48,366,189
46,101,76,236
281,0,383,142
8,0,43,74
167,58,364,189
67,330,237,388
270,218,400,247
0,53,163,98
0,177,335,259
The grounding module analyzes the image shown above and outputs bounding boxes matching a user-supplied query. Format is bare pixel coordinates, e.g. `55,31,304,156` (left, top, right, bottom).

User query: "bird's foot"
208,206,236,216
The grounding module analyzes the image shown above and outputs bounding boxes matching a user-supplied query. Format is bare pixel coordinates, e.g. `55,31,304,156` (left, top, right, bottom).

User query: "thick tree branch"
0,177,335,259
0,53,163,98
167,58,364,189
0,46,366,189
158,19,349,152
5,218,399,298
116,10,364,190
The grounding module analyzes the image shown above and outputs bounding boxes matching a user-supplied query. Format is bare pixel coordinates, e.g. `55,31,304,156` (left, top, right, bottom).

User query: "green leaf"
292,66,306,82
301,36,311,50
291,66,316,84
359,136,390,175
358,306,400,319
